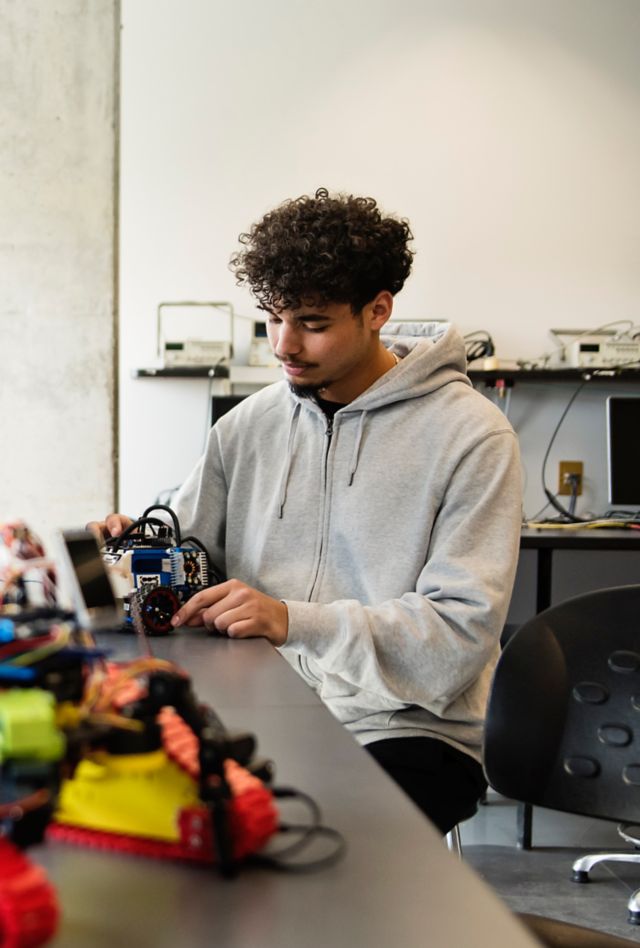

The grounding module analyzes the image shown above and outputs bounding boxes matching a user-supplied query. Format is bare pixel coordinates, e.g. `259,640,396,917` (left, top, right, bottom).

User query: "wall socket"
558,460,584,495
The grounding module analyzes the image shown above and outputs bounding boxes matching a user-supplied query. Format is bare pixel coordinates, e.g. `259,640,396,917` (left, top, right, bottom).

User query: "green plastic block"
0,689,65,762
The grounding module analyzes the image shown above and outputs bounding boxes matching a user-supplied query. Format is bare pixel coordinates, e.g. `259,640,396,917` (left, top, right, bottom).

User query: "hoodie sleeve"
170,428,229,578
282,429,522,718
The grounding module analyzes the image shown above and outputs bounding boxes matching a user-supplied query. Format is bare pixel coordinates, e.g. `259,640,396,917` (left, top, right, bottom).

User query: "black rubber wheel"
140,586,180,634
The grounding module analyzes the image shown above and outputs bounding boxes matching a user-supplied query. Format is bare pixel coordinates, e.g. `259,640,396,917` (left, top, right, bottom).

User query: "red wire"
0,632,58,660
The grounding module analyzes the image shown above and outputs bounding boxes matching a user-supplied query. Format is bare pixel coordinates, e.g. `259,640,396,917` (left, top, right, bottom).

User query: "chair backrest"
484,584,640,824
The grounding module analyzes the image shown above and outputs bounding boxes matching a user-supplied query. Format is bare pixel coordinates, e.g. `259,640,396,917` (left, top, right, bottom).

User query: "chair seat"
484,584,640,930
518,912,640,947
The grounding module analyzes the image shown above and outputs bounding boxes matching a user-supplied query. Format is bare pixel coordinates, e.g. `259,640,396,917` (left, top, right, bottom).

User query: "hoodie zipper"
307,413,334,601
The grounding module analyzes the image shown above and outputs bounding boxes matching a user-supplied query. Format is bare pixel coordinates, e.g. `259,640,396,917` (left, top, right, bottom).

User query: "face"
265,293,393,403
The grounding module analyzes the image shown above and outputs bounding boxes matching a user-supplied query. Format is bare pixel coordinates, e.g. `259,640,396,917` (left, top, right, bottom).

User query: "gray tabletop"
31,631,539,947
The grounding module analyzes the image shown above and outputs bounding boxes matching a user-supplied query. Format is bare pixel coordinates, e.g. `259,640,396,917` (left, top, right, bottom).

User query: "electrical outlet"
558,461,583,496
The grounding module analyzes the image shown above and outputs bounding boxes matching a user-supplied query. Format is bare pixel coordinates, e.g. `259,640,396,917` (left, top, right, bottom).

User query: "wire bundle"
464,330,495,364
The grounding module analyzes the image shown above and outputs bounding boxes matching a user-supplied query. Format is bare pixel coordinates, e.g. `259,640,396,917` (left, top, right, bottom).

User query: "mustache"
278,358,317,368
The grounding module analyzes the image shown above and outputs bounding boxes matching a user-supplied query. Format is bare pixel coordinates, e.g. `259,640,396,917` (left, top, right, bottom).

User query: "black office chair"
483,583,640,944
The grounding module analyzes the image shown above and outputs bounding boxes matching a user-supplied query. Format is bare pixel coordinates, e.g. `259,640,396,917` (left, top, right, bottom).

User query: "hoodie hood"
324,324,470,414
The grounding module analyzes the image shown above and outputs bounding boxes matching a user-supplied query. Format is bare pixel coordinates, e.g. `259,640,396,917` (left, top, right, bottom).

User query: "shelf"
469,367,640,386
520,526,640,548
132,365,230,379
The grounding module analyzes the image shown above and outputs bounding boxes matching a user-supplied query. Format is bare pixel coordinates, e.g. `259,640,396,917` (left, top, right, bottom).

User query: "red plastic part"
158,706,200,778
0,839,59,948
159,708,280,856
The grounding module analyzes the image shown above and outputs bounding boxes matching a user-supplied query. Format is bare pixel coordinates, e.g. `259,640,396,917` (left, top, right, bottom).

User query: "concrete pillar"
0,0,119,546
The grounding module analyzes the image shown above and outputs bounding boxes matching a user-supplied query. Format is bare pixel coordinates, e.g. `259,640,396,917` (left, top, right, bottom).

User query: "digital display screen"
254,321,268,338
607,397,640,506
133,556,164,574
63,536,117,609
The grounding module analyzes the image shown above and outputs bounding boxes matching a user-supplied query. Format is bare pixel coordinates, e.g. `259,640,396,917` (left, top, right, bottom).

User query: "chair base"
445,823,462,857
571,824,640,925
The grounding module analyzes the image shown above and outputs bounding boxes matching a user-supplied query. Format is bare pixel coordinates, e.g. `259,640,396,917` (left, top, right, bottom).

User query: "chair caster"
628,911,640,926
571,869,589,883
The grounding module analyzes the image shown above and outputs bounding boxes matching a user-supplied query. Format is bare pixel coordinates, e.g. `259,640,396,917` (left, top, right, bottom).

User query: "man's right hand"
86,514,134,544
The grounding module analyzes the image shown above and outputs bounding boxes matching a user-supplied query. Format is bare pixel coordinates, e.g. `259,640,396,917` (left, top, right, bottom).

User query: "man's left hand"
170,579,289,646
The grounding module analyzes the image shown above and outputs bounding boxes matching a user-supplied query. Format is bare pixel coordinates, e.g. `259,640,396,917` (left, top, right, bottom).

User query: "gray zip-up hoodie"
172,326,522,763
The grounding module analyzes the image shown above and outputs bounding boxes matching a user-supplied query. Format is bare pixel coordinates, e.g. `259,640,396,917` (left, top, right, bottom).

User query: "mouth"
281,362,313,377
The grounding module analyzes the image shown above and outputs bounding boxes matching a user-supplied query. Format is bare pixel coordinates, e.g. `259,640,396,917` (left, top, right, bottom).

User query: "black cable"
260,822,322,862
272,787,322,837
540,378,590,523
567,475,579,518
604,509,640,522
463,330,495,364
247,786,346,871
142,505,182,544
249,825,347,873
104,517,173,552
543,491,585,524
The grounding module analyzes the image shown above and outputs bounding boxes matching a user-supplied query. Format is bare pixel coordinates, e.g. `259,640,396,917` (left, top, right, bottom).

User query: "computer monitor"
606,396,640,508
56,529,122,630
210,394,246,426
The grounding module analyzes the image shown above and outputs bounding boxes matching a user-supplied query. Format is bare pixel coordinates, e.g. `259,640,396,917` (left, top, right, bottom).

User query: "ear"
366,290,394,331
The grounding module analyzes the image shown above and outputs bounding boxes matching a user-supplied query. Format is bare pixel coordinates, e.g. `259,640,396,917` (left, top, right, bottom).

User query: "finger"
171,602,208,628
205,603,250,634
171,591,208,627
225,619,258,639
104,514,133,538
171,582,231,627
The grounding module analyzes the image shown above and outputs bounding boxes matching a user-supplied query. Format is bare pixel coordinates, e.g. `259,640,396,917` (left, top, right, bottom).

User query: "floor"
461,792,640,942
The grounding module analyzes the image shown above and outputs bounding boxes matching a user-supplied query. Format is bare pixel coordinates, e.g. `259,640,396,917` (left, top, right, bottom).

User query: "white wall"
119,0,640,519
0,0,118,546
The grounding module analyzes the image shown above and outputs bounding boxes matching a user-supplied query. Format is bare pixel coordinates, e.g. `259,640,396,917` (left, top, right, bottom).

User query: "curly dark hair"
229,188,415,313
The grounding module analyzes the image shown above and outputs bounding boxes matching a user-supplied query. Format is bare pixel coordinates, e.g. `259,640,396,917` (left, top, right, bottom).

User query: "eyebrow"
266,311,333,324
294,313,332,324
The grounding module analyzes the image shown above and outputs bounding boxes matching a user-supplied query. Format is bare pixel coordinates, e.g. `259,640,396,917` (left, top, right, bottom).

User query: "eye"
304,323,329,333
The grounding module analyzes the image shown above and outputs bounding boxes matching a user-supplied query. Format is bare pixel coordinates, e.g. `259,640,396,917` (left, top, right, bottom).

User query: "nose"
273,321,302,360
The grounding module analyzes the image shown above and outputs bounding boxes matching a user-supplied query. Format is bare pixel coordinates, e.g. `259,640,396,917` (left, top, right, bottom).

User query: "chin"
287,382,323,399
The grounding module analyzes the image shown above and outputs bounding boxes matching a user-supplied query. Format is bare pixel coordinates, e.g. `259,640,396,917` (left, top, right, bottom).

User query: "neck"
319,344,399,403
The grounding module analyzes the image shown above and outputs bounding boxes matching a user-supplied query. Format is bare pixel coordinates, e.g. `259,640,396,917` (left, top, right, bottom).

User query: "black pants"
365,736,487,835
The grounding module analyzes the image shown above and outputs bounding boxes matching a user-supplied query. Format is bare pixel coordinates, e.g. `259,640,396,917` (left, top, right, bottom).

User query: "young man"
94,188,522,834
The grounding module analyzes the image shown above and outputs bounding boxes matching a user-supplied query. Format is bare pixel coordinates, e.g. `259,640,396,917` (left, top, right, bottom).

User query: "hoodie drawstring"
348,410,367,486
278,403,301,518
279,404,366,514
